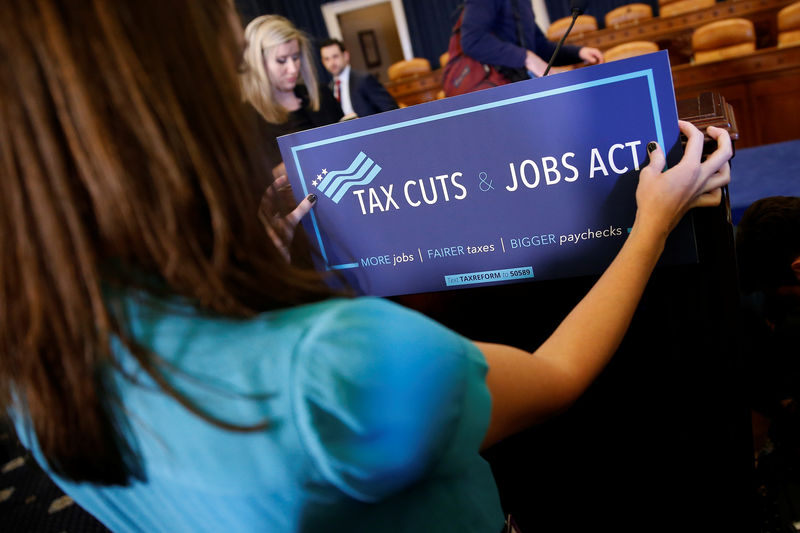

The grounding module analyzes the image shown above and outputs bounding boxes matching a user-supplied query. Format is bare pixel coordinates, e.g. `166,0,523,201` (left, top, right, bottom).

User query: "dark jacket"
460,0,582,69
333,68,398,117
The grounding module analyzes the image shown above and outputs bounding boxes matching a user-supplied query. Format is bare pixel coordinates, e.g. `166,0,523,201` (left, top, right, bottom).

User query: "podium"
396,93,756,532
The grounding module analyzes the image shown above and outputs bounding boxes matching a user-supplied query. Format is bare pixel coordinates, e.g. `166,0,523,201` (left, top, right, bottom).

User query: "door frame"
321,0,413,61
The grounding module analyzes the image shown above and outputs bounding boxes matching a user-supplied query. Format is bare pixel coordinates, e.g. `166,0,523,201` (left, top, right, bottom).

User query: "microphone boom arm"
542,8,581,77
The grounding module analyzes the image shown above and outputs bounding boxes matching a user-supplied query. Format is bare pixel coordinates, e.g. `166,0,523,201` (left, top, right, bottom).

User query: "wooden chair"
692,18,756,64
545,15,598,41
659,0,715,18
604,3,653,28
778,1,800,47
387,58,431,81
604,40,659,62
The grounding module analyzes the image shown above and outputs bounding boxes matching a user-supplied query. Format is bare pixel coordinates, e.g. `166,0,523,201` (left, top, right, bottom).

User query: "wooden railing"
569,0,796,65
384,69,443,107
673,45,800,147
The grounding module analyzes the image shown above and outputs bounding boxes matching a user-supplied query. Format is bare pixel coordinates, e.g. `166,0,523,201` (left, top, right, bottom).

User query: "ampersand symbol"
479,171,494,192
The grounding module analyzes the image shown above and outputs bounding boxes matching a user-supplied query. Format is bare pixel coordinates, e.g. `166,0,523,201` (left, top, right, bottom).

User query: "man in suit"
319,38,398,119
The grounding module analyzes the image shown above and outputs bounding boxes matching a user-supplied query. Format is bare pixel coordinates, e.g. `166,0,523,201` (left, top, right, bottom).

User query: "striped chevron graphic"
316,151,382,204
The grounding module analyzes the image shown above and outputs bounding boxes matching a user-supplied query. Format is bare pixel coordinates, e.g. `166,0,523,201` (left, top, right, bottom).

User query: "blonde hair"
241,15,319,124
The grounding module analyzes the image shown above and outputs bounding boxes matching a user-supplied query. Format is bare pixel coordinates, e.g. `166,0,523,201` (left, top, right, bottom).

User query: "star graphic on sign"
312,179,319,186
317,173,322,180
321,169,328,175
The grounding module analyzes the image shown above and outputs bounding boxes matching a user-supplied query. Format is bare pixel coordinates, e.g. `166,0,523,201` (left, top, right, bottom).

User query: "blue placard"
278,52,694,296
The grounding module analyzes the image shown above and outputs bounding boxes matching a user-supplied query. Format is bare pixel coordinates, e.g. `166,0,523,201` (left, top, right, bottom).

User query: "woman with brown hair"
241,14,343,165
0,1,731,531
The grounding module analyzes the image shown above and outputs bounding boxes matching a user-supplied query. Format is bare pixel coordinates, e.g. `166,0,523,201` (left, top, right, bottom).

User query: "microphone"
542,0,588,76
570,0,588,16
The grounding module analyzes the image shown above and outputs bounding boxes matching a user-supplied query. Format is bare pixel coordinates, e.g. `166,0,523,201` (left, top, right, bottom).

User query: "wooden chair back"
659,0,715,18
778,1,800,47
692,18,756,64
387,58,431,81
604,40,659,62
605,3,653,27
546,14,599,41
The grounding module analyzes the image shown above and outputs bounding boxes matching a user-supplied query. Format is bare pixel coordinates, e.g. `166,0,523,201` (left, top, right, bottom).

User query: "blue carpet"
729,139,800,225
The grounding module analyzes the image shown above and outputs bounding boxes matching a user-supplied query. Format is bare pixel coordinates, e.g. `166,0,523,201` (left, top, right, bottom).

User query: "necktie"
334,79,341,102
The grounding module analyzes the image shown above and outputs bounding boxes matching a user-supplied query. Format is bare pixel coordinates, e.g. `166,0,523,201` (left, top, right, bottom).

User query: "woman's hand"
634,121,732,239
579,46,604,64
258,174,317,262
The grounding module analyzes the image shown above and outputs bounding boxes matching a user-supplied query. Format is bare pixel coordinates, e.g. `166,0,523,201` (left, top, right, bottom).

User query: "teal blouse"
15,296,503,532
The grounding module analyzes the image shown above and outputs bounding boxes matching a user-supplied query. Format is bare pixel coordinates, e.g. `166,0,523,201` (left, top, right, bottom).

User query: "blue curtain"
234,0,464,69
236,0,329,38
401,0,463,67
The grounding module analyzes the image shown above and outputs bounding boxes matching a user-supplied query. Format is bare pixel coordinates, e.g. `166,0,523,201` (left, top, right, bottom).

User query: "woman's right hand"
259,163,317,262
633,120,732,240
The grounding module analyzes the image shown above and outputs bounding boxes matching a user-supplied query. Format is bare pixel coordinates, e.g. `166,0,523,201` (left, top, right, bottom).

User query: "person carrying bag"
442,1,528,96
443,0,602,96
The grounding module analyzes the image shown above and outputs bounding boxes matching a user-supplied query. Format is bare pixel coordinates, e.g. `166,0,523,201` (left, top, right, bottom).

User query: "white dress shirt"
334,64,355,116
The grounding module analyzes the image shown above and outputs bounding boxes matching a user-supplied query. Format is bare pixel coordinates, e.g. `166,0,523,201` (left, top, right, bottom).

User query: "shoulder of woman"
297,297,469,348
288,297,489,501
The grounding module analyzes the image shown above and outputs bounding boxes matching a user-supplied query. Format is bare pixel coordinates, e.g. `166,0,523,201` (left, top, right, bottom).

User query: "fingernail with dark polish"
647,141,657,153
307,194,317,204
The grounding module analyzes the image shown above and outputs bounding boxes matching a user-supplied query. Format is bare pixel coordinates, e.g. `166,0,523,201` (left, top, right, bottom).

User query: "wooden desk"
569,0,795,65
384,69,443,107
673,45,800,147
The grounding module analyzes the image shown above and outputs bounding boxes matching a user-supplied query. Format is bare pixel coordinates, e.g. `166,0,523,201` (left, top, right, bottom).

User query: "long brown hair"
0,0,334,485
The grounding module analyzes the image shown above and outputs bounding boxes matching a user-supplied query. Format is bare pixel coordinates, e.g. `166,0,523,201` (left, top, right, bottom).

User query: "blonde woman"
241,15,342,164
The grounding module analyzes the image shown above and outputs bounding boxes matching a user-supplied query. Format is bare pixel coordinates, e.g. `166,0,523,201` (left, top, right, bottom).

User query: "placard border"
290,69,664,270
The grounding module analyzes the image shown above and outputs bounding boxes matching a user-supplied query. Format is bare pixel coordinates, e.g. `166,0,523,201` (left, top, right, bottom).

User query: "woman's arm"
461,0,528,68
478,121,732,448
